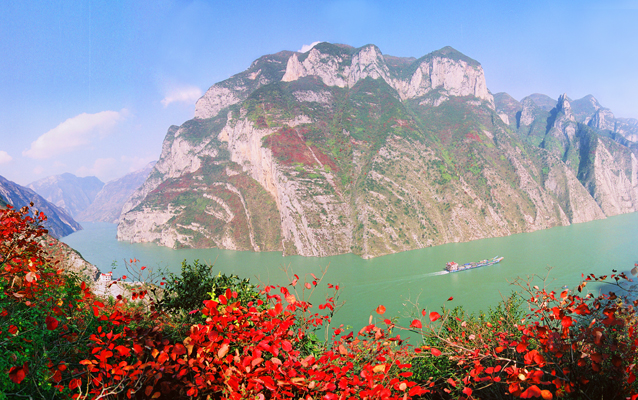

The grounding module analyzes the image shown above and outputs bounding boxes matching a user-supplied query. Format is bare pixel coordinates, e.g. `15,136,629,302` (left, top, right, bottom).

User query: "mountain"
77,162,156,223
117,43,638,258
0,175,82,238
27,173,104,217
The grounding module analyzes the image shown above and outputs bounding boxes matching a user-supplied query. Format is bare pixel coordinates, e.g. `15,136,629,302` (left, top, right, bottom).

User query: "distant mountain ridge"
27,173,104,217
77,162,155,223
494,93,638,148
114,42,637,258
0,175,82,238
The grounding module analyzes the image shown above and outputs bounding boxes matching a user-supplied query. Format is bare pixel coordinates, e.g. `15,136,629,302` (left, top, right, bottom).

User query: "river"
61,213,638,338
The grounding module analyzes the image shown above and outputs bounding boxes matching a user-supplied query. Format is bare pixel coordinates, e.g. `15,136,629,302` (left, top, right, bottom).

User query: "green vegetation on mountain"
118,43,638,258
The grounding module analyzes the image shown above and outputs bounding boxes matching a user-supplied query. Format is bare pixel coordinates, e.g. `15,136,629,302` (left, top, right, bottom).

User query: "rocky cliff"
118,43,637,258
40,234,100,282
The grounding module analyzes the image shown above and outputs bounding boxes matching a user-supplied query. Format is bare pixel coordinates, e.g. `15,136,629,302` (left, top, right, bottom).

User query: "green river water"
61,213,638,339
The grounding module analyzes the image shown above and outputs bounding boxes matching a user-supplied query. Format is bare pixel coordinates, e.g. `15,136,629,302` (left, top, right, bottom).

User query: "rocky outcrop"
587,109,616,131
615,118,638,143
518,97,539,127
282,44,494,108
41,234,100,282
586,140,638,216
194,51,294,120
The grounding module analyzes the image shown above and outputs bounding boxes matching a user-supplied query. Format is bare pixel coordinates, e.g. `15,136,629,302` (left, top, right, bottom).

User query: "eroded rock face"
588,109,616,131
282,44,494,109
194,87,240,120
118,43,638,258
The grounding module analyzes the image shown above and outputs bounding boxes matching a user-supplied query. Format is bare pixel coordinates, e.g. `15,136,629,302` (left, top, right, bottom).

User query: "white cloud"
0,151,12,164
33,166,44,175
161,85,202,107
23,110,127,159
299,41,321,53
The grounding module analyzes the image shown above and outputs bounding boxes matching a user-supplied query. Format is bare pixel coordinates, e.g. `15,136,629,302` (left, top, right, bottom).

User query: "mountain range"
76,162,156,223
113,43,637,258
27,173,104,218
0,175,82,238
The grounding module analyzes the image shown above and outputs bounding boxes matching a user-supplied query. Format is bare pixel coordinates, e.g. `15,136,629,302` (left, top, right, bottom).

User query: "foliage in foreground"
1,204,638,399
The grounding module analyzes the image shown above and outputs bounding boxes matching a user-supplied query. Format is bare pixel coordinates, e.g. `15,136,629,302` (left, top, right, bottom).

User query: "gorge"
115,43,638,258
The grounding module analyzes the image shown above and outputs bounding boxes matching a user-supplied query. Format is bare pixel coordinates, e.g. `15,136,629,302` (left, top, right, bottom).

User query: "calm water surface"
62,213,638,337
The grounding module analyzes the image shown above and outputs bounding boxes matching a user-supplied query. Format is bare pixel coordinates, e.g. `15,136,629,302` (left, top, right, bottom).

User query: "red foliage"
264,127,338,171
409,272,638,398
4,204,638,399
66,283,426,399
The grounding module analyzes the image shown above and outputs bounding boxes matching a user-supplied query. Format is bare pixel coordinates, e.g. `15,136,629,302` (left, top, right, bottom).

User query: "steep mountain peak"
556,93,574,120
523,94,557,112
281,42,493,107
426,46,480,67
194,43,495,122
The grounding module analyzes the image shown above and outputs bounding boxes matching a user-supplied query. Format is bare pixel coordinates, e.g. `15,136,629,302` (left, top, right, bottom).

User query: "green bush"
158,259,262,315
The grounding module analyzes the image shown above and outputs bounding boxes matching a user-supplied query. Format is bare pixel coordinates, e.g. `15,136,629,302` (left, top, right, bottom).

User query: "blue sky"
1,0,637,186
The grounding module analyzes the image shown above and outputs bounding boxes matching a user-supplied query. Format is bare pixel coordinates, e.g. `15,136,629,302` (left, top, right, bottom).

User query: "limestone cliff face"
586,139,638,216
614,118,638,143
118,43,638,258
588,109,616,131
282,44,494,109
194,51,294,120
497,91,638,220
218,117,352,256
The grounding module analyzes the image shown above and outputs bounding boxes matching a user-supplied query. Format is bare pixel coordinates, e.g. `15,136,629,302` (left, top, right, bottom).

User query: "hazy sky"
1,0,637,186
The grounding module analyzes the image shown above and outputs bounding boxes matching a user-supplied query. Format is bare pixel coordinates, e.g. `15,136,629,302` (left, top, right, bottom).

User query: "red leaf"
45,316,59,331
410,319,422,329
429,311,441,322
141,266,146,270
50,369,62,383
561,316,573,329
69,378,81,390
9,363,28,384
305,282,312,289
376,305,386,315
463,387,473,396
520,385,542,398
430,348,442,356
218,343,229,359
115,345,131,357
447,296,453,301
